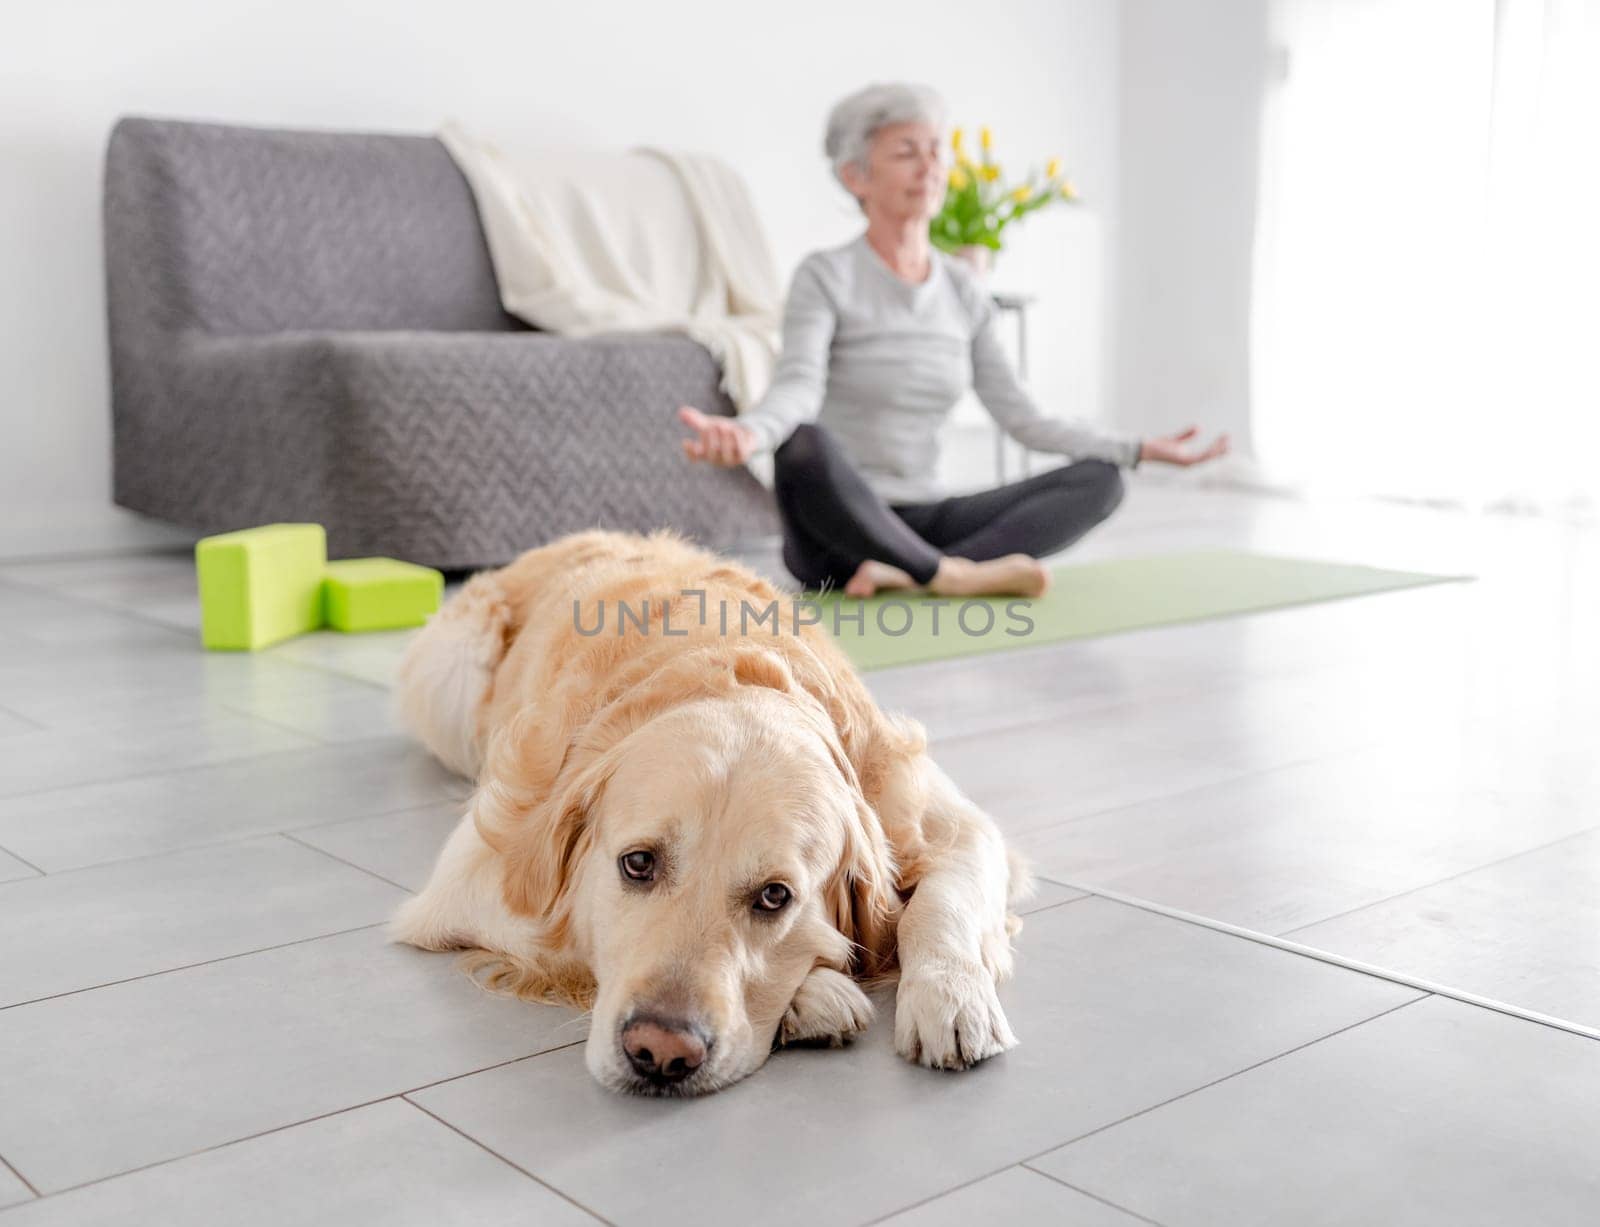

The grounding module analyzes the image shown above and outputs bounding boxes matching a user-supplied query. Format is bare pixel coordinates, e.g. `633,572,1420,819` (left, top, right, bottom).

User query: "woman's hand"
678,404,757,467
1139,425,1231,467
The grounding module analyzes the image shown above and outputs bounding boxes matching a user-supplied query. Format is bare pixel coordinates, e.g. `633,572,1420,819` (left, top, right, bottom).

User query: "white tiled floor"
0,482,1596,1225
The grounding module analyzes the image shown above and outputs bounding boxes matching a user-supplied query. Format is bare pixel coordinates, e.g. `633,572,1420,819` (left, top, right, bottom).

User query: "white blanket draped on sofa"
439,120,783,488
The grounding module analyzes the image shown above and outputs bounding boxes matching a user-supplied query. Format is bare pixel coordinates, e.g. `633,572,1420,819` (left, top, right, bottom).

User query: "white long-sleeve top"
736,233,1143,504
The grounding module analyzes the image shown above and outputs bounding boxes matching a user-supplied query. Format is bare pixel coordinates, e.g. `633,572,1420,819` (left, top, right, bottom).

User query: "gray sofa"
103,116,780,569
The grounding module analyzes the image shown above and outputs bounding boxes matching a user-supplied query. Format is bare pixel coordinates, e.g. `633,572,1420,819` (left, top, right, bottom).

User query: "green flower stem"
930,161,1079,256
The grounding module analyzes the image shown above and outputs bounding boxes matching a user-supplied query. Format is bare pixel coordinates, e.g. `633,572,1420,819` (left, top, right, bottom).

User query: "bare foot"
927,554,1051,598
844,559,921,599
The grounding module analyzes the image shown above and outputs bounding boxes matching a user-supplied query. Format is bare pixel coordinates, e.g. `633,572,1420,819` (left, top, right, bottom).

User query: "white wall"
1115,0,1271,461
0,0,1126,557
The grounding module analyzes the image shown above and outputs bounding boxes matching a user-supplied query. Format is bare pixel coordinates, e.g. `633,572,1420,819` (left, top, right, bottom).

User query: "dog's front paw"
894,966,1017,1070
778,967,875,1049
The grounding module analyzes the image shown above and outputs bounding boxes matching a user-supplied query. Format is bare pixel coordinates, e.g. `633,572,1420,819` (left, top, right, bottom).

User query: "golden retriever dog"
389,527,1031,1096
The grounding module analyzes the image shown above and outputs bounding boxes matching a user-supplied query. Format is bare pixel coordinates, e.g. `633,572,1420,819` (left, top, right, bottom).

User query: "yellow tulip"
1046,157,1062,180
958,153,978,173
949,167,970,190
980,126,993,152
979,163,1000,182
1059,179,1079,199
951,127,965,152
1011,185,1032,203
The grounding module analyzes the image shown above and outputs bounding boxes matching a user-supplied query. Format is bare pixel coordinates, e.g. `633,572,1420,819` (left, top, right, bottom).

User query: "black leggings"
773,422,1127,590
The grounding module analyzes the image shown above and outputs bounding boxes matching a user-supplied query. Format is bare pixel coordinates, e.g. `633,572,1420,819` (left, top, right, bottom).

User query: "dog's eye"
620,850,656,882
754,882,792,913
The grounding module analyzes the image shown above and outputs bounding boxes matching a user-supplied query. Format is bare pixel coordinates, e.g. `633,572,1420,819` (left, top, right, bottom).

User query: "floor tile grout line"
994,737,1412,848
0,843,45,877
1016,893,1096,919
0,732,344,807
858,1159,1166,1227
930,715,1342,799
0,796,467,886
277,794,472,840
0,574,202,640
400,1038,591,1099
0,702,46,734
13,1039,591,1206
913,654,1472,741
401,1097,613,1225
1009,995,1429,1167
912,668,1259,743
0,547,201,577
21,1094,412,1203
1276,820,1600,938
1021,1167,1167,1225
263,653,410,690
0,922,390,1013
0,684,403,774
897,644,1419,758
212,703,342,745
0,734,425,806
279,831,416,893
0,549,195,574
914,640,1459,756
0,1153,39,1201
212,702,386,747
1061,882,1600,1042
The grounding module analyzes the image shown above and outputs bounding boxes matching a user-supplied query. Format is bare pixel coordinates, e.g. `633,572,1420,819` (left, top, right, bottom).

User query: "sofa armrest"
112,332,342,531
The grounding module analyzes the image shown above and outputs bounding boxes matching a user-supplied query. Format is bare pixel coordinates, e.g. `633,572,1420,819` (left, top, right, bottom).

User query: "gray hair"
824,82,948,201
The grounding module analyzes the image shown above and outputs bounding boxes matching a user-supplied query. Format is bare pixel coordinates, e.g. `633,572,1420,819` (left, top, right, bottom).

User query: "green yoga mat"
800,548,1472,671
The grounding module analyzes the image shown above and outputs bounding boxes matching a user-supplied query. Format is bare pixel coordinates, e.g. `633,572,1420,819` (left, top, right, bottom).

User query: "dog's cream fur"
389,527,1031,1095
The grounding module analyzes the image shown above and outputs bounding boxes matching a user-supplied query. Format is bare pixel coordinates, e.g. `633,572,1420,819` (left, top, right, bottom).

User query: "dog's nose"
621,1017,710,1084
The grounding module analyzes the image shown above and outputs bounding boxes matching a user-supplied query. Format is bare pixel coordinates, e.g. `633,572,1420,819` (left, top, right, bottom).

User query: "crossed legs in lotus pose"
773,422,1127,598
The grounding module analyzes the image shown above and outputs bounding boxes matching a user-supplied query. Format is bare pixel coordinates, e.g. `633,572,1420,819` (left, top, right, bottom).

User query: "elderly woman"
679,82,1229,598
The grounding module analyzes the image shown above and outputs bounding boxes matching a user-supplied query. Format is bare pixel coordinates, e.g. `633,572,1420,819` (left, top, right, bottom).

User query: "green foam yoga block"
323,558,444,632
196,523,327,651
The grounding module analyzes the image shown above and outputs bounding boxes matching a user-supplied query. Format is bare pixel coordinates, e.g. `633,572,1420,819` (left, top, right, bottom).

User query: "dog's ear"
472,700,620,943
504,751,614,942
798,671,942,896
477,741,618,945
825,792,903,979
